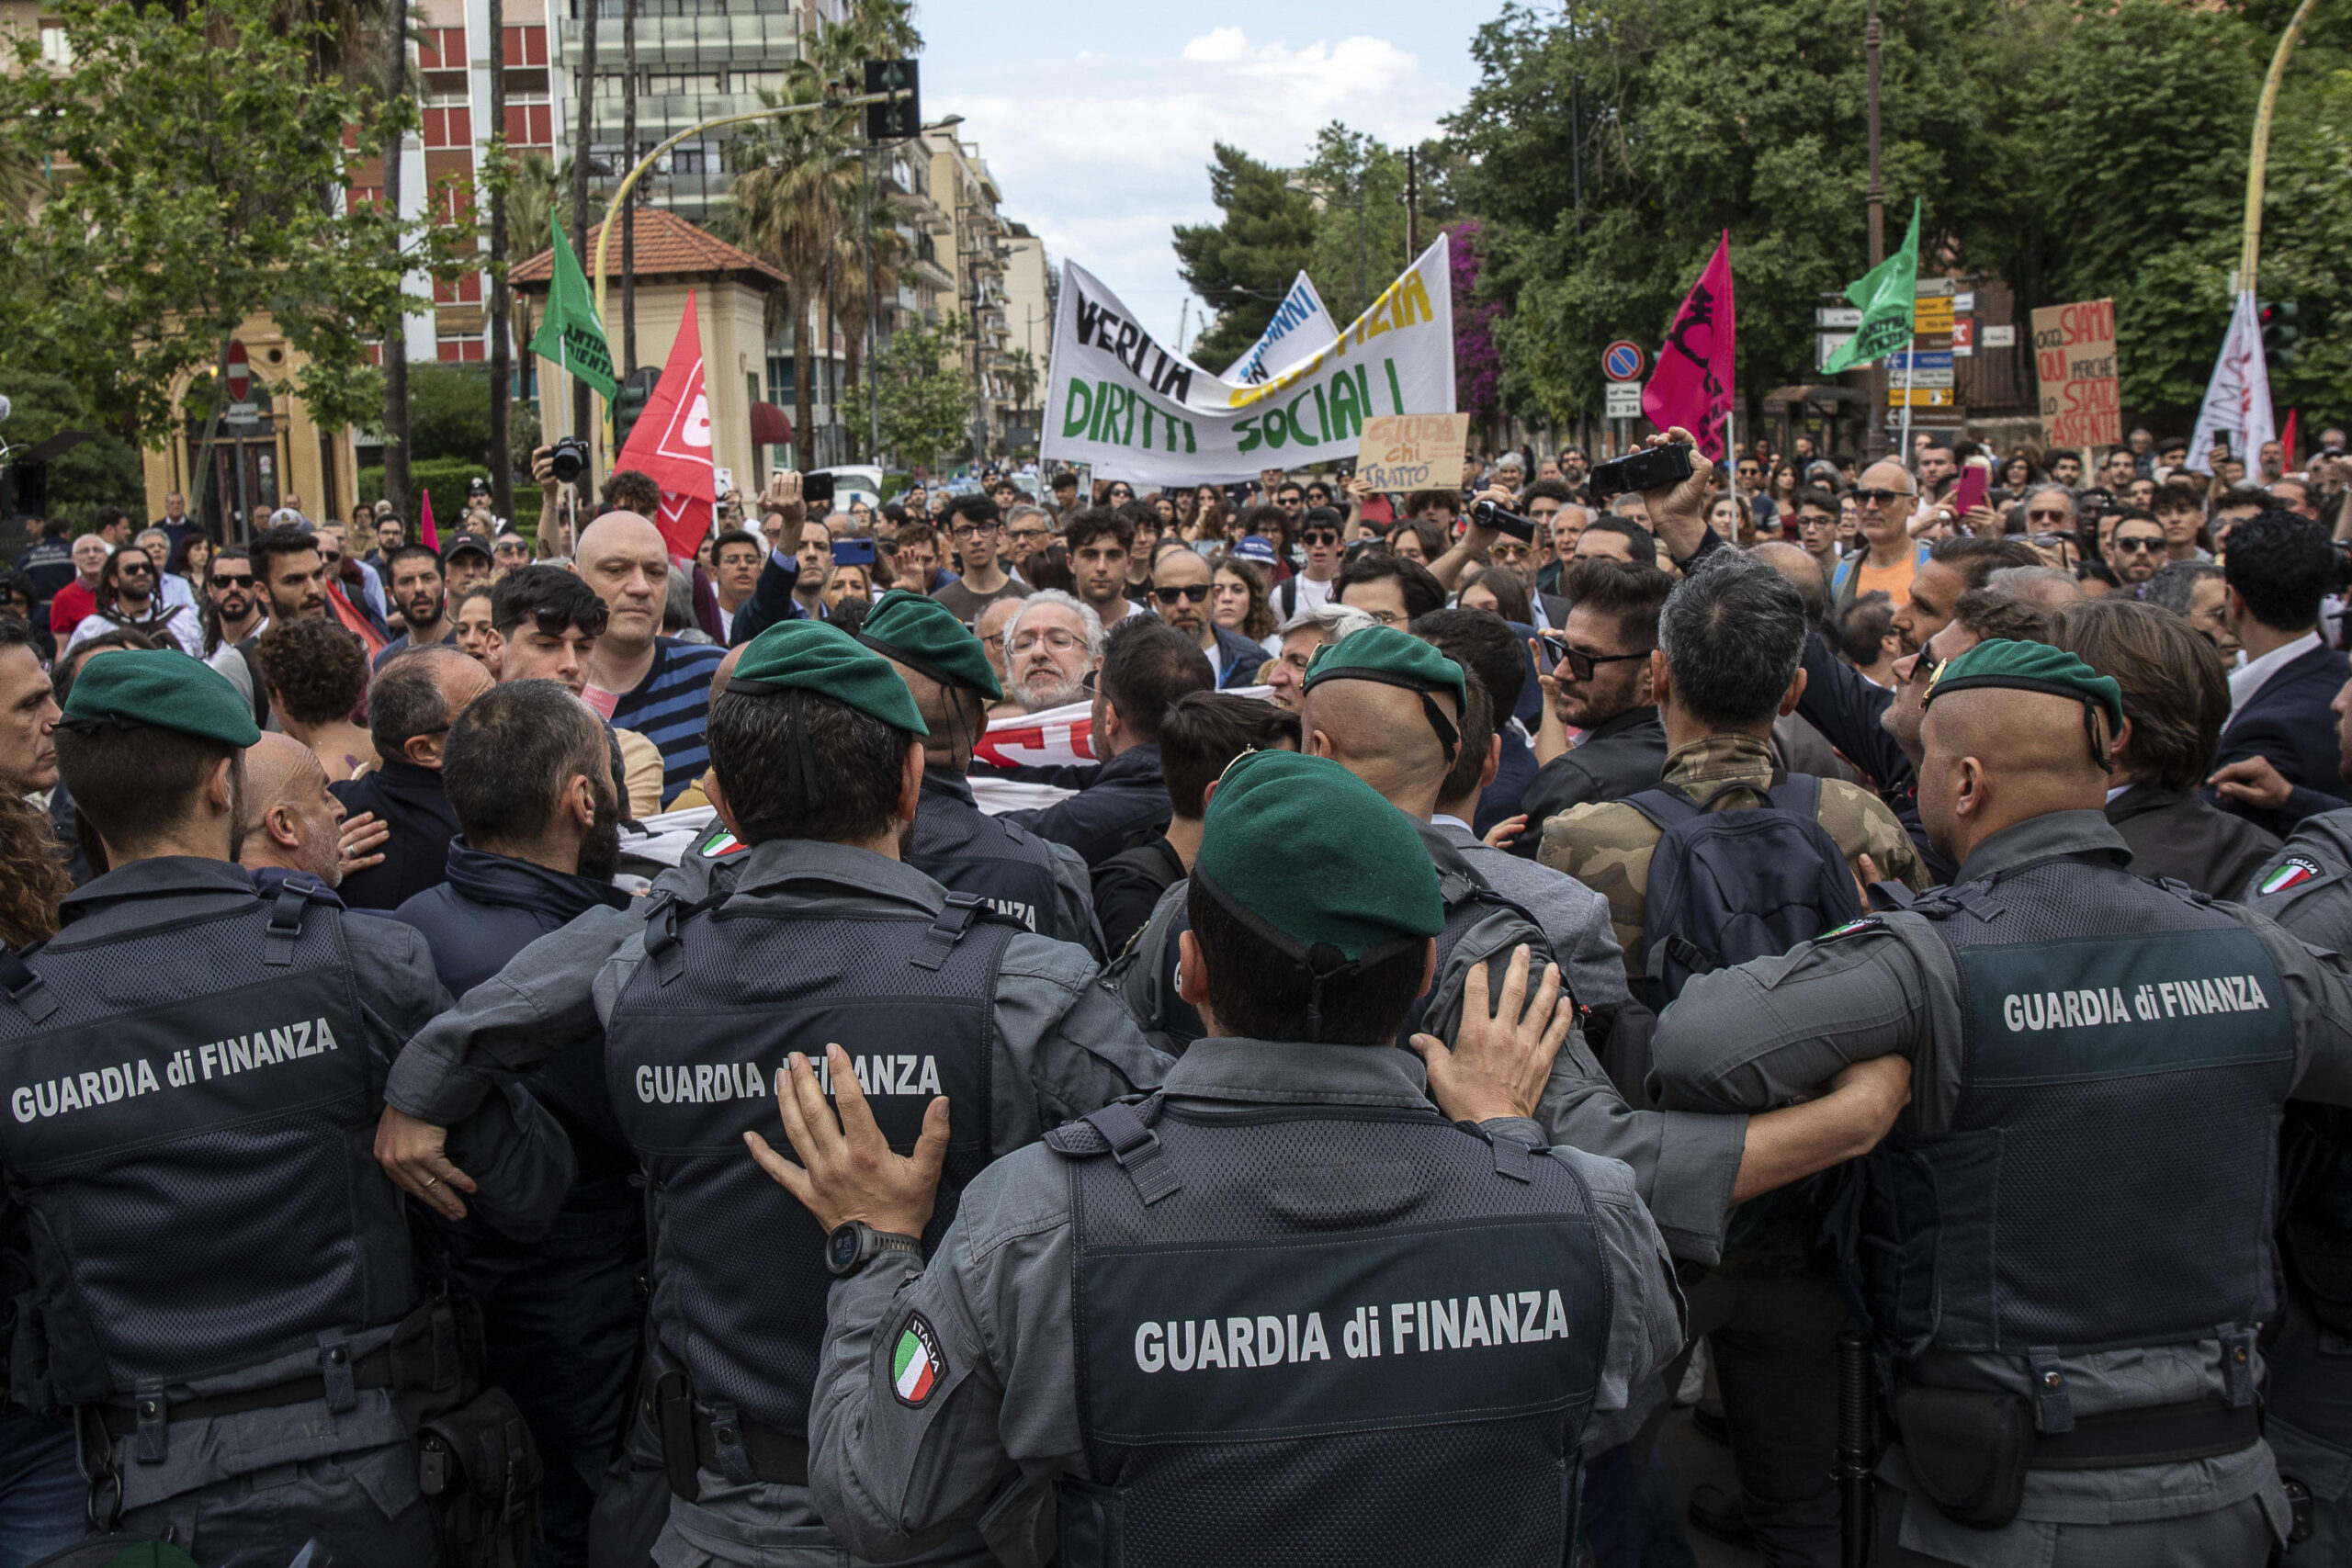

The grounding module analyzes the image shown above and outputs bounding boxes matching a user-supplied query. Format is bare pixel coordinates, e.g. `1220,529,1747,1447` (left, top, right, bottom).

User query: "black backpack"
1623,772,1862,1008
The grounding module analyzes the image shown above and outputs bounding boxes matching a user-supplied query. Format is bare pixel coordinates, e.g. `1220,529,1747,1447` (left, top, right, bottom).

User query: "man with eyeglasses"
1830,460,1932,614
1515,558,1675,857
1001,591,1105,713
933,495,1031,625
1272,506,1348,618
1149,547,1265,689
1791,486,1843,581
1002,503,1055,581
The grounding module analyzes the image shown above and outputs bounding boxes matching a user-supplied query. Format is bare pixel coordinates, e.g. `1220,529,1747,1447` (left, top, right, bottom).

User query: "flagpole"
1898,329,1916,471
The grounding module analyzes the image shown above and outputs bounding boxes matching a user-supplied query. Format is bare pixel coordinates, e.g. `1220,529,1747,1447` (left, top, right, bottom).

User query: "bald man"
239,730,381,890
574,510,726,805
1651,639,2352,1564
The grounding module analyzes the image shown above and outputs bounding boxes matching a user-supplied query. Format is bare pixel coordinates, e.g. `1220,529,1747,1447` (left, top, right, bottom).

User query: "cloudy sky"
921,0,1496,355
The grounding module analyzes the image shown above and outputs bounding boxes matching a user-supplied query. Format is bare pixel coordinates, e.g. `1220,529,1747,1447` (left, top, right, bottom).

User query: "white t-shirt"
1285,574,1337,616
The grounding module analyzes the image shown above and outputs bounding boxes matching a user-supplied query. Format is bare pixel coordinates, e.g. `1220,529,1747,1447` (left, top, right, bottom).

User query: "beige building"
924,125,1017,459
141,315,364,534
511,208,791,493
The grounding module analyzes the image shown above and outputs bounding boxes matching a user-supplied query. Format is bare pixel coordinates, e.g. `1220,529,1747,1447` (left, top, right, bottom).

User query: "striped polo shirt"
609,637,728,806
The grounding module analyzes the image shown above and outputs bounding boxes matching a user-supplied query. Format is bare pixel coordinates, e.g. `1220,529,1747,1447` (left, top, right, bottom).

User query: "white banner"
1222,271,1340,386
1044,234,1455,485
2188,290,2276,475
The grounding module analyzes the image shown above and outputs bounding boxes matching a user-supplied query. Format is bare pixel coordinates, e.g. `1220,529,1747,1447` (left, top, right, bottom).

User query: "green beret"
1924,638,2124,733
60,649,260,749
855,590,1003,701
1300,625,1468,761
1194,749,1442,963
726,619,929,736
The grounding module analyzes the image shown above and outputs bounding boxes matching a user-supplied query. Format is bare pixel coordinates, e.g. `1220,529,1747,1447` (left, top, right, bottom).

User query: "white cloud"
925,26,1460,349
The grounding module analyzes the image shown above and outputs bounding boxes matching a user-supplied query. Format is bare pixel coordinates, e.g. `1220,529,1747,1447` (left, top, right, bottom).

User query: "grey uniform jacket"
1649,809,2352,1537
38,858,574,1514
803,1039,1686,1568
385,839,1169,1145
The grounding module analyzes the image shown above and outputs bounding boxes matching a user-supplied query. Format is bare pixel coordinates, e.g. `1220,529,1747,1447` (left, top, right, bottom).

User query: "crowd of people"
0,416,2346,1568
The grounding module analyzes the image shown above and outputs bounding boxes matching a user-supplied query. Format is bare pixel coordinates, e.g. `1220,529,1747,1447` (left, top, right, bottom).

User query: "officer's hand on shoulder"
745,1044,947,1237
375,1107,478,1221
1409,946,1575,1124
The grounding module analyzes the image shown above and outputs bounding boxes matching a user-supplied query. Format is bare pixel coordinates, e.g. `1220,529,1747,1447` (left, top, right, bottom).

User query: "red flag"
1642,231,1736,462
615,288,717,560
2283,408,2301,471
418,489,440,553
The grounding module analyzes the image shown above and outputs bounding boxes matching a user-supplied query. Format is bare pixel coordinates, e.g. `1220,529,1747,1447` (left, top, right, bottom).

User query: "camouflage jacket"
1539,731,1931,984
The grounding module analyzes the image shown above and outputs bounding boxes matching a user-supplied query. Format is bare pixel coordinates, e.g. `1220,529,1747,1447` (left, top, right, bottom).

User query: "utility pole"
570,0,599,462
1406,147,1419,256
380,0,412,526
1570,75,1583,228
487,0,512,522
620,0,637,375
1863,0,1887,459
862,144,877,462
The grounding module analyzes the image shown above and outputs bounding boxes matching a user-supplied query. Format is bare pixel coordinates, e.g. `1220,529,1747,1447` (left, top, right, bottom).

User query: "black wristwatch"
825,1221,924,1277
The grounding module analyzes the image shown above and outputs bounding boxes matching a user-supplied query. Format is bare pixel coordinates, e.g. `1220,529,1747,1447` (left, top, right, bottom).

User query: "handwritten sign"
1356,413,1471,492
2032,299,2120,449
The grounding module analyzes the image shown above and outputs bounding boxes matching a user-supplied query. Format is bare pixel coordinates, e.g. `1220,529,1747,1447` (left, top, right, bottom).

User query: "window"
38,23,72,66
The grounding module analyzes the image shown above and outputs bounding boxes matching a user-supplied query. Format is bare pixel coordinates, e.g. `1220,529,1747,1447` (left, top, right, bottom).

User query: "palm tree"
504,152,561,358
1002,347,1038,423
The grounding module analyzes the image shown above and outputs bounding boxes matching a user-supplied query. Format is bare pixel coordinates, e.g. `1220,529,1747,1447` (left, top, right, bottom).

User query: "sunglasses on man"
1152,584,1210,604
210,572,255,590
1301,529,1342,547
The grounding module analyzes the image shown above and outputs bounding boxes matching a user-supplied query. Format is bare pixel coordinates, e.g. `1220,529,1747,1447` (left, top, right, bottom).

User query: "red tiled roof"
509,207,786,290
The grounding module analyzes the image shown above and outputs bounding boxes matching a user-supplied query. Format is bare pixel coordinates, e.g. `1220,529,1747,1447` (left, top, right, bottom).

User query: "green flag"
528,216,617,400
1820,198,1921,375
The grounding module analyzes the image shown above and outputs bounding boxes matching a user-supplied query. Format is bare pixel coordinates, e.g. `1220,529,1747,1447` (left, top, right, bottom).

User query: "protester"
2206,510,2352,835
573,511,726,806
1258,602,1378,712
710,527,763,642
1001,617,1212,867
1091,691,1299,953
451,584,497,663
1828,460,1928,611
1148,547,1265,689
2145,559,2240,660
486,566,665,817
1271,506,1348,617
328,645,494,909
1518,558,1674,848
370,543,453,667
932,495,1029,623
1000,590,1104,713
1063,509,1140,628
237,730,363,889
62,546,202,658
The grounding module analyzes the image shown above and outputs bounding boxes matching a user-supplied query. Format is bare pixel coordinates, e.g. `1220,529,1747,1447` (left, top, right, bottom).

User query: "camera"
1589,442,1695,502
1469,499,1537,541
548,436,592,485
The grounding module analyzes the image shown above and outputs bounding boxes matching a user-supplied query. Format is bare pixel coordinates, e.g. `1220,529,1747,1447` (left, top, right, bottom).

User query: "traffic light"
2260,298,2302,366
613,367,660,451
864,60,919,143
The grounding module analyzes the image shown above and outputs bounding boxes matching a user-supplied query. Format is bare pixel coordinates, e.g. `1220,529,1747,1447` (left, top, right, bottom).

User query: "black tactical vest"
1853,859,2293,1364
1048,1096,1609,1568
2282,1102,2352,1333
911,773,1063,939
605,887,1013,1435
0,880,408,1404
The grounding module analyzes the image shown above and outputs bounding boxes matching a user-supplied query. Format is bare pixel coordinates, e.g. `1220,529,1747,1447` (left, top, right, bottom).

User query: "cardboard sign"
1355,413,1471,492
2032,299,2120,448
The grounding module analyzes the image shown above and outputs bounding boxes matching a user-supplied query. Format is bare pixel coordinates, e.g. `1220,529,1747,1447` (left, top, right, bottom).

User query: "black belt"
692,1408,809,1487
2029,1397,2260,1472
96,1345,399,1438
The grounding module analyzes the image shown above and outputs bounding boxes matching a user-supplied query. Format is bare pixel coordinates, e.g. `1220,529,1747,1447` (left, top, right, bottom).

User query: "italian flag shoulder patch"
2258,855,2323,896
699,827,746,859
892,1313,944,1407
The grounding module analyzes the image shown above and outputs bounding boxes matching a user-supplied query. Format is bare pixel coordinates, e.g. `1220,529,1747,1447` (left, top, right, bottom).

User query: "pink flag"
1642,231,1736,462
615,289,717,561
418,490,440,553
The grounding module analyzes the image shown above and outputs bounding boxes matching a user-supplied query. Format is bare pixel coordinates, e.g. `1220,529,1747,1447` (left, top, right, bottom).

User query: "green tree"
0,362,147,521
1297,124,1411,326
1172,144,1317,367
874,314,972,470
2259,67,2352,423
0,0,464,509
404,364,495,466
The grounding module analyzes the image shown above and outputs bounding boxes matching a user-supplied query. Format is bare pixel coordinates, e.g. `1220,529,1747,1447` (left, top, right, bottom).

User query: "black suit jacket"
1510,705,1668,858
2207,639,2351,837
2107,783,2280,898
329,760,462,911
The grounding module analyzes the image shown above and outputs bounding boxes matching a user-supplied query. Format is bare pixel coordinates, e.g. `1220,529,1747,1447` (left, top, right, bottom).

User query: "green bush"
358,460,542,538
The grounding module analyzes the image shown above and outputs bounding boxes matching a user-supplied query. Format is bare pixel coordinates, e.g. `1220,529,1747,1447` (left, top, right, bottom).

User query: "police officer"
375,620,1167,1568
1649,641,2352,1564
2239,704,2352,1562
854,590,1105,955
0,650,571,1563
755,747,1688,1567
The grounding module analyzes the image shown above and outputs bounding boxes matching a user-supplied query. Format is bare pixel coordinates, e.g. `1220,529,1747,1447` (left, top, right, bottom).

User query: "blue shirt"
609,637,726,806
